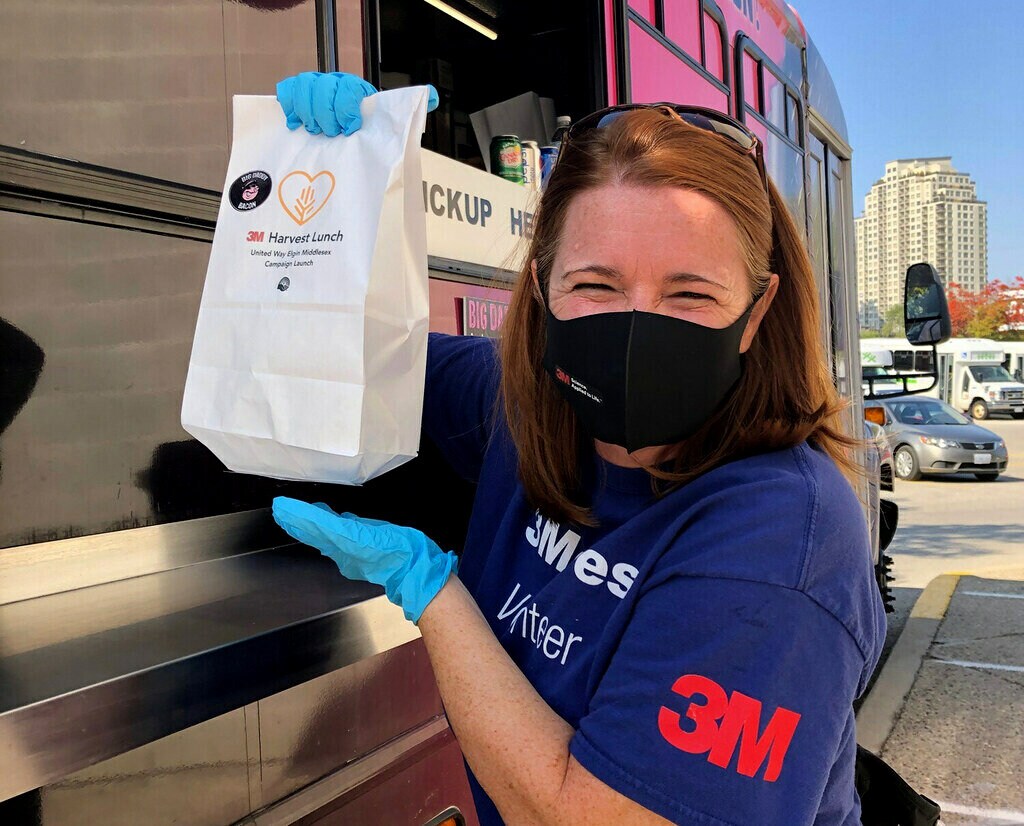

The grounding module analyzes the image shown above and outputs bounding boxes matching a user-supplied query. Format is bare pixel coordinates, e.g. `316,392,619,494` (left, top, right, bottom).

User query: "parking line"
962,591,1024,600
934,800,1024,823
936,659,1024,674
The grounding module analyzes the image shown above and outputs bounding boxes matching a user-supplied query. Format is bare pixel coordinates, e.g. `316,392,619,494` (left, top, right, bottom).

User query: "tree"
966,292,1007,339
943,278,1024,340
944,281,982,336
880,304,904,337
998,275,1024,336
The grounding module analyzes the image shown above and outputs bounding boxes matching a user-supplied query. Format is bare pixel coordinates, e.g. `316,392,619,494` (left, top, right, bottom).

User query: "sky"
791,0,1024,283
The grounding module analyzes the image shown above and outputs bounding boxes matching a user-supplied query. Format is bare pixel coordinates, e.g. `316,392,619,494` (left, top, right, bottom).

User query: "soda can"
490,135,524,184
540,145,560,189
521,140,541,191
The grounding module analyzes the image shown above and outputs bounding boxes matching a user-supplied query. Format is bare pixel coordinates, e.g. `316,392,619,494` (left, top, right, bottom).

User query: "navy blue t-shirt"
423,333,886,826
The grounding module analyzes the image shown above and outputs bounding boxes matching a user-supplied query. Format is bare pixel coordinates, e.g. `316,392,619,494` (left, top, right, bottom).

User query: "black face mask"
542,305,754,453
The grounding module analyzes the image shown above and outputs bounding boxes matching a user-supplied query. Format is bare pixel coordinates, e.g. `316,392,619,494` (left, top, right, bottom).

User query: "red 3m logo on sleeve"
657,674,801,782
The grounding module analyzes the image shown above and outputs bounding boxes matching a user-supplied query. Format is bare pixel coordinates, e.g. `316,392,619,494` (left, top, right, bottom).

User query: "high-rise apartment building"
855,157,987,330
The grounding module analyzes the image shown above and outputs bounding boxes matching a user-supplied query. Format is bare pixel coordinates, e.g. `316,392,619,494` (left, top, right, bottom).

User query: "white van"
861,337,1024,419
935,339,1024,419
1001,341,1024,383
860,342,904,396
859,338,934,394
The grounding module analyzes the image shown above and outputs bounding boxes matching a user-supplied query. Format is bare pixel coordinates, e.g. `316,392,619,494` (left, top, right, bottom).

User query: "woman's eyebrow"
562,264,622,280
665,272,729,291
563,265,727,291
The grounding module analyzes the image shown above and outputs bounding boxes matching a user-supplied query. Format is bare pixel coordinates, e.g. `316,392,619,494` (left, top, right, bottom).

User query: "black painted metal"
362,0,383,90
613,0,631,104
626,8,730,99
589,0,611,111
315,0,339,72
702,0,729,87
733,32,805,152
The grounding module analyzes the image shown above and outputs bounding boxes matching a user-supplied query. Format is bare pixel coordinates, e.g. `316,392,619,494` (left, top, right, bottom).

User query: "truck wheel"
875,551,896,614
894,446,921,481
970,399,989,420
974,473,1000,481
1013,412,1024,420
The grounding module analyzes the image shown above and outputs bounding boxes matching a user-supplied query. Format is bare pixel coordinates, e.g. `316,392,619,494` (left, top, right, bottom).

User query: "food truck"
0,1,882,823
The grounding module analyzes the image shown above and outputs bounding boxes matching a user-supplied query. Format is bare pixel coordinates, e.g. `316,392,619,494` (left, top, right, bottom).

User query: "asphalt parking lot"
860,575,1024,825
863,418,1024,699
858,417,1024,825
886,417,1024,590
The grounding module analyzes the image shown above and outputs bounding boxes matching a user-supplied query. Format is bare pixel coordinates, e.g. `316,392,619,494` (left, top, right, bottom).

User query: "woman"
272,72,885,825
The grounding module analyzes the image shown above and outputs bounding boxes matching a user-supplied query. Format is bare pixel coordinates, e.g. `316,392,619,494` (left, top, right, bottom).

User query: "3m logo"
555,367,571,385
246,231,265,242
657,674,801,782
278,170,336,226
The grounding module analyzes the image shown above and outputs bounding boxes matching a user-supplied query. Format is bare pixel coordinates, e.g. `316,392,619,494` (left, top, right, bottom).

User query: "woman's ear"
739,273,780,353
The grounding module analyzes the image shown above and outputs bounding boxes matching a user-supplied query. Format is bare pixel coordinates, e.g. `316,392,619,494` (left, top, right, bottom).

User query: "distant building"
855,157,987,330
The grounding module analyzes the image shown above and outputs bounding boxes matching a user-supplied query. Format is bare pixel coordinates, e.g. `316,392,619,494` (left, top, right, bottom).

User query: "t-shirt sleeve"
570,576,865,826
422,332,501,483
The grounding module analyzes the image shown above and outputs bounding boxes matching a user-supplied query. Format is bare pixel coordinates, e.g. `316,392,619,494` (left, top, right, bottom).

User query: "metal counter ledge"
0,509,421,801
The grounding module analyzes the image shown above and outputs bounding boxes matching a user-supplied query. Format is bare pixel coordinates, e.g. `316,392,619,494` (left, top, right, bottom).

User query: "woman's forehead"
554,184,747,284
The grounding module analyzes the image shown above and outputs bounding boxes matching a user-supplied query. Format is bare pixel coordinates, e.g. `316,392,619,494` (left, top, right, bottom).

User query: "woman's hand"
276,72,438,137
271,497,457,622
274,494,670,823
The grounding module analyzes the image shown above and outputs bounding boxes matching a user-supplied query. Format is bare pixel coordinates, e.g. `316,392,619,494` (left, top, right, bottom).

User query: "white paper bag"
181,89,431,484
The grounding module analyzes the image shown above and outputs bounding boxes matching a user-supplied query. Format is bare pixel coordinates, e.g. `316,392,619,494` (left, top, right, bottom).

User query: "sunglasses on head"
563,103,769,191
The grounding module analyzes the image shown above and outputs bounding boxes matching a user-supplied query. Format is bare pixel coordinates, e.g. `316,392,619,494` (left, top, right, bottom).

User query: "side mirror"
864,407,886,427
904,263,951,346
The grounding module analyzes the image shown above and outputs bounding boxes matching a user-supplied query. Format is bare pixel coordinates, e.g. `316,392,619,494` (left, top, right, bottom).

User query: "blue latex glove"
272,497,457,623
276,72,438,137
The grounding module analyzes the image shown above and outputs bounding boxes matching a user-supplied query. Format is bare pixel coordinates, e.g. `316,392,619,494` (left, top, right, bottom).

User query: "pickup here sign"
421,150,537,273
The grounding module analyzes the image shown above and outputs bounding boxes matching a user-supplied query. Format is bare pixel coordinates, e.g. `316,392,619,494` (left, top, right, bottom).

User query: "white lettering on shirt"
498,582,583,666
573,549,607,585
608,562,639,598
538,519,580,571
525,510,543,547
497,581,533,620
524,511,640,599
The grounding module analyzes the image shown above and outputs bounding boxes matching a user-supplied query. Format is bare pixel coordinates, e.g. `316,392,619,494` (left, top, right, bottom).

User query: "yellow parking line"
910,573,960,620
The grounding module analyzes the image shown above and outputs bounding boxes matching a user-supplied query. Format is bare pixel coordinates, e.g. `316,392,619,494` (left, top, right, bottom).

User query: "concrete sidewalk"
856,575,1024,825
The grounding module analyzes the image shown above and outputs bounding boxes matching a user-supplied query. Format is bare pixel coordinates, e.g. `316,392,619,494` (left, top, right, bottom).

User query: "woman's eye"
573,282,615,292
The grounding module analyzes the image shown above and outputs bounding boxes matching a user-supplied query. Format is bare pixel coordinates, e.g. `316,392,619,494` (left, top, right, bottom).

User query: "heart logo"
277,170,336,226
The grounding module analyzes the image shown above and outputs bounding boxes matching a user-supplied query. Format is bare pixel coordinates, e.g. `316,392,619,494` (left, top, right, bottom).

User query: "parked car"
866,420,895,492
865,396,1009,481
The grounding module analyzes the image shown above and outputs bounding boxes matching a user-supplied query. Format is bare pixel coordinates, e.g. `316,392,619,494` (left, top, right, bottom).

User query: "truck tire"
894,446,921,481
1013,412,1024,420
874,551,896,614
970,399,989,420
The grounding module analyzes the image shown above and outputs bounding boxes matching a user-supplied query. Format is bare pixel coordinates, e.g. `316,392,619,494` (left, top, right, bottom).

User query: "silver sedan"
865,397,1009,481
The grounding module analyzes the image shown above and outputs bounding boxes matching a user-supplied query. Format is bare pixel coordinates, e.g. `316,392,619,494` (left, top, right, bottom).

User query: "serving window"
372,0,603,168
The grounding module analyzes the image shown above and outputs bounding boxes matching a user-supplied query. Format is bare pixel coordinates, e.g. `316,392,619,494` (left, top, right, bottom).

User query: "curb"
855,573,960,754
